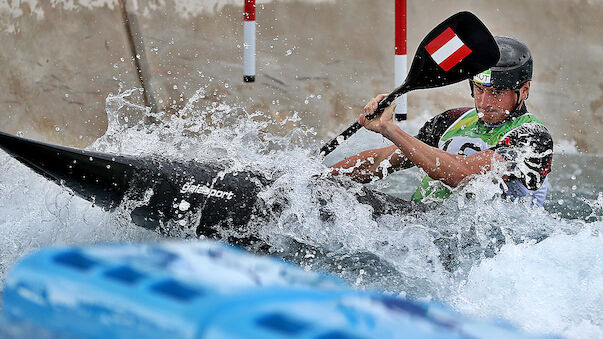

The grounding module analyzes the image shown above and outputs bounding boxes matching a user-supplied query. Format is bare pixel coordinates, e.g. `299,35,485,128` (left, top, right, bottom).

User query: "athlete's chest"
438,134,493,156
437,110,512,156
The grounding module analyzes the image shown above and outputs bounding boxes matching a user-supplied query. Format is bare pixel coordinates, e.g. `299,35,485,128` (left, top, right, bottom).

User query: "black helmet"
471,36,533,89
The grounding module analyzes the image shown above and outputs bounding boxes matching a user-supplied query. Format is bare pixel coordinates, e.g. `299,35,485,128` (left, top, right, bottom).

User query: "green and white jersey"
411,106,553,206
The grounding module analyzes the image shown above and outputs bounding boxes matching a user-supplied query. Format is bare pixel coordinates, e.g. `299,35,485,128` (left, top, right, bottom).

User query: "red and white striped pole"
243,0,256,82
394,0,407,120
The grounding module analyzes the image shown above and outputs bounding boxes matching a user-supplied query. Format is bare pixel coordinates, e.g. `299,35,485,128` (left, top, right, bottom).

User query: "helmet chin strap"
514,89,523,112
513,85,529,114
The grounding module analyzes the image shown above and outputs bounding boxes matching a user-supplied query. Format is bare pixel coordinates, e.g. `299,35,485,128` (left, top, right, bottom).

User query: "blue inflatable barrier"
2,241,553,339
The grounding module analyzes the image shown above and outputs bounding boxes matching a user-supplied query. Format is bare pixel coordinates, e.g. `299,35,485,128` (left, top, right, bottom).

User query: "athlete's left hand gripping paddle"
319,11,500,158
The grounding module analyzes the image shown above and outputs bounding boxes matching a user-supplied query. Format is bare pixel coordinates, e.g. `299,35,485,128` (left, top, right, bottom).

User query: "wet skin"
474,81,531,124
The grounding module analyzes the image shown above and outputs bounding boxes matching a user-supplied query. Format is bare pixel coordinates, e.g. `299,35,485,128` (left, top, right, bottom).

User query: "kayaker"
330,36,553,206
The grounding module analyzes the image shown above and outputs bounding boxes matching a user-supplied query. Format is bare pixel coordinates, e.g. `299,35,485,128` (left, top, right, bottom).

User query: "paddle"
318,11,500,158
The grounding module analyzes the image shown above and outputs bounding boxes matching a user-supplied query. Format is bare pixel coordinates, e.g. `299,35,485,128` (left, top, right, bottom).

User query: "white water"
453,226,602,338
0,85,601,339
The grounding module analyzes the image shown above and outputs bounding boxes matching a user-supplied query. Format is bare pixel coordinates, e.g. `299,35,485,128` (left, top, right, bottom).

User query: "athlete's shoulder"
417,107,473,147
494,113,554,190
440,107,474,120
525,111,552,136
503,110,553,145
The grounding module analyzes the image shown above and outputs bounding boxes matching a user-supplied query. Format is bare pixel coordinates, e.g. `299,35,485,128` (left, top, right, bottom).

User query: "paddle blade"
367,12,499,122
405,11,500,91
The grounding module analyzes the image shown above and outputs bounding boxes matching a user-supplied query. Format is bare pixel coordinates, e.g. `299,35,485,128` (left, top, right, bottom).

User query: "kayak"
0,131,426,242
1,241,544,338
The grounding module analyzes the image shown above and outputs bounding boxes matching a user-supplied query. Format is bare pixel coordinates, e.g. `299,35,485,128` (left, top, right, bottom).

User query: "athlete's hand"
363,93,388,117
360,95,396,136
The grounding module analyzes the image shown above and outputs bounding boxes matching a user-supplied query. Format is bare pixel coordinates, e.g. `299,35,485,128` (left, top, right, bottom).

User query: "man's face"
473,82,529,124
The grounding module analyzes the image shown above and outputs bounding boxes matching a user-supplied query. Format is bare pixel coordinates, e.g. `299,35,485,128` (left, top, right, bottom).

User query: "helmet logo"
473,70,492,86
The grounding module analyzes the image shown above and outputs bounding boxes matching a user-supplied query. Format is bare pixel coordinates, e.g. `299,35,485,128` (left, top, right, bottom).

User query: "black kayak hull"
0,131,425,241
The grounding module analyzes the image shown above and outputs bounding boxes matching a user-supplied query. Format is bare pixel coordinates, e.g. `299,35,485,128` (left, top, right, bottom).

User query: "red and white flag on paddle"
425,27,472,71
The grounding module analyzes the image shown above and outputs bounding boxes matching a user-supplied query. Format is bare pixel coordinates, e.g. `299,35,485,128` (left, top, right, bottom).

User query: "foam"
452,225,603,338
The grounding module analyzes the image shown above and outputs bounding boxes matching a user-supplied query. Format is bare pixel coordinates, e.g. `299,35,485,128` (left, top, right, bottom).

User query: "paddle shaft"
319,84,409,157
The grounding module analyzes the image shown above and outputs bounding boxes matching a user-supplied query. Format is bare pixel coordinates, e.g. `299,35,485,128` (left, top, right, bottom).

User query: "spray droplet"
179,200,191,211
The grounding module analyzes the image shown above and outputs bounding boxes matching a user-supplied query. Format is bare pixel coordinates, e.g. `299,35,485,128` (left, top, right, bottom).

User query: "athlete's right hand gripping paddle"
319,11,500,158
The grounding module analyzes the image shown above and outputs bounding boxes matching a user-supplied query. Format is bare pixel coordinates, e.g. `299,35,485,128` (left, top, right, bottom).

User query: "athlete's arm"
361,103,505,187
329,145,414,183
329,93,413,183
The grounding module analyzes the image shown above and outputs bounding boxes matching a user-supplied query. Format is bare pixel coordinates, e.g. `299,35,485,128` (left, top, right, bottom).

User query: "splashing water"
0,86,601,339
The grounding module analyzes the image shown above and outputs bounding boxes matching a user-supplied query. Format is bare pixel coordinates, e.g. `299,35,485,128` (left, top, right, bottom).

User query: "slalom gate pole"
394,0,407,120
243,0,256,82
